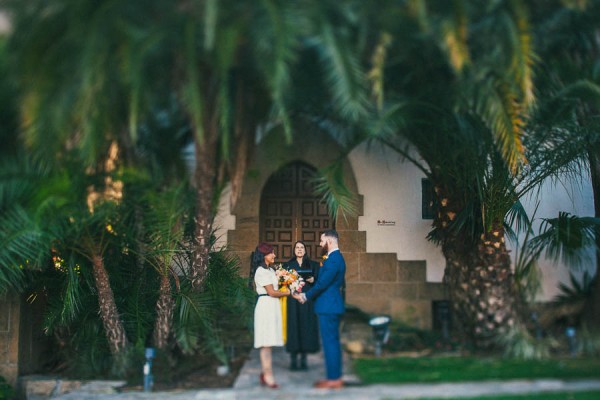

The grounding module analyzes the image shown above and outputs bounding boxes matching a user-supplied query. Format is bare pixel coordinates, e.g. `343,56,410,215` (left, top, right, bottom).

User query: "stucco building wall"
213,130,596,323
348,143,446,283
348,142,596,301
519,174,596,301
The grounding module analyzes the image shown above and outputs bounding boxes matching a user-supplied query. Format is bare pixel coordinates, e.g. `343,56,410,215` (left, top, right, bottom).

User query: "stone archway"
226,120,362,269
225,120,446,329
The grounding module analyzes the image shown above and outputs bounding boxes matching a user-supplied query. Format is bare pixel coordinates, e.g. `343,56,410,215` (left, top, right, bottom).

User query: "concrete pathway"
49,347,600,399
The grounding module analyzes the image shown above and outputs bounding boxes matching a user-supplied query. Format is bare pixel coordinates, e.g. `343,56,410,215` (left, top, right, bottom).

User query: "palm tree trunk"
443,226,522,347
229,77,258,210
583,148,600,330
91,254,128,355
437,188,522,347
154,273,175,349
190,124,218,289
476,223,521,341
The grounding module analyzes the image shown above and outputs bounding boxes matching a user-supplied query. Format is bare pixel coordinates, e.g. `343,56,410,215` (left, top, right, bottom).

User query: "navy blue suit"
304,249,346,380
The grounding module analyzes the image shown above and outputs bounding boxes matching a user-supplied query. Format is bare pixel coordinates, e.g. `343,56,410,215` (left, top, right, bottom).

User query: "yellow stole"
279,288,287,343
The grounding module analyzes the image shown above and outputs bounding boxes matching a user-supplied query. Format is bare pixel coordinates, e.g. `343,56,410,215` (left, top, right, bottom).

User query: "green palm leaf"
530,212,600,269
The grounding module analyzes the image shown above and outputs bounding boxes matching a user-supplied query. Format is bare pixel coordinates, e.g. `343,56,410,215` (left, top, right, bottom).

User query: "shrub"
0,376,15,400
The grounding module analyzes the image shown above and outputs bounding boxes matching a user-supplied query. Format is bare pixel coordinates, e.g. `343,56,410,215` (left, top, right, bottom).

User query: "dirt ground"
118,350,250,392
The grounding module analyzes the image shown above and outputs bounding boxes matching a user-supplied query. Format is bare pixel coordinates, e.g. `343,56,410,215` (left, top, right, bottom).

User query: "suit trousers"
318,313,342,380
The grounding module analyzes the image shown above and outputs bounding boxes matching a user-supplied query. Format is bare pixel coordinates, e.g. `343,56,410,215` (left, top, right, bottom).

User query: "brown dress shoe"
313,379,344,389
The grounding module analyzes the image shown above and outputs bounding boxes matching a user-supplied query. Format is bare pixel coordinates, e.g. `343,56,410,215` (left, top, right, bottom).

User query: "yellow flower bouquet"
275,264,305,293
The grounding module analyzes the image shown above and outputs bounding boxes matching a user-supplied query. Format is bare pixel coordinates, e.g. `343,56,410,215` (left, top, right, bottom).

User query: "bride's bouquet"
275,265,305,293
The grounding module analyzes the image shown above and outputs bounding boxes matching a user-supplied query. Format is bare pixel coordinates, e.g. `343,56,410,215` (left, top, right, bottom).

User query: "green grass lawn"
354,356,600,384
404,391,600,400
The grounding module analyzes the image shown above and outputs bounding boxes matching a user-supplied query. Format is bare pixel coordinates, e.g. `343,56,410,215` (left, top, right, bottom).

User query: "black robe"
284,258,320,354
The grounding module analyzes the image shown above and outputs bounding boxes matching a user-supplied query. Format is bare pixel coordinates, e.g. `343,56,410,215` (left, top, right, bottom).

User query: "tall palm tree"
6,0,369,291
330,0,537,347
316,0,591,347
531,0,600,329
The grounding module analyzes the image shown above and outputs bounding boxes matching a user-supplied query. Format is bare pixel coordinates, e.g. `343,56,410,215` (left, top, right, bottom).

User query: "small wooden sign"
377,220,396,226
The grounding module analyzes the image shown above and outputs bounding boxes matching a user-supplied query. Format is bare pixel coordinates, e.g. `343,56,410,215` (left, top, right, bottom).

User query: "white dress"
253,266,284,348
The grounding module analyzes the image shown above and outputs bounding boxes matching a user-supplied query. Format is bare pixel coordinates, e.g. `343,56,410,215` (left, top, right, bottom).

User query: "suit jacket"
305,249,345,315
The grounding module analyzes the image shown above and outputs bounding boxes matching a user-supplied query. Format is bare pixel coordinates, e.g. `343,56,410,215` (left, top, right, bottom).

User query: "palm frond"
311,13,368,121
469,73,526,172
253,0,301,142
497,324,552,359
530,212,600,269
505,200,532,240
203,0,218,51
38,257,88,334
214,27,237,161
509,201,544,301
313,160,359,222
0,206,52,293
173,285,217,353
552,270,593,305
441,0,470,73
536,80,600,124
367,32,393,110
406,0,430,32
506,1,536,107
142,184,191,275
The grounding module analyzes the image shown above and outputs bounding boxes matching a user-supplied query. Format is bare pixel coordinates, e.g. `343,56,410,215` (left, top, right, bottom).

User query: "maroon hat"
257,242,274,255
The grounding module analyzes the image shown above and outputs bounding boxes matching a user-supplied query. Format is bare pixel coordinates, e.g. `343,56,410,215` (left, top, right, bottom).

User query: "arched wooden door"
260,162,334,262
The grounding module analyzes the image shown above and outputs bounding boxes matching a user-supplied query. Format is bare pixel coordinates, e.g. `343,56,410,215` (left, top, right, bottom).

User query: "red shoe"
313,379,344,389
259,373,279,389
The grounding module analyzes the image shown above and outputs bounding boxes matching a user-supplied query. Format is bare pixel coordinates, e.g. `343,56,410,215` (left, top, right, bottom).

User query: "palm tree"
0,155,130,358
530,0,600,330
326,0,535,347
4,1,372,371
139,183,193,350
315,0,591,347
6,0,369,291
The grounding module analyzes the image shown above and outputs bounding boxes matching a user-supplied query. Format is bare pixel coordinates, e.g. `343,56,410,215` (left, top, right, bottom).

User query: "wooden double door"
260,162,334,262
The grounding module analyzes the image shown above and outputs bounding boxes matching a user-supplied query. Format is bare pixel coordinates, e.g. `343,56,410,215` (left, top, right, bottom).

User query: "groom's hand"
292,292,306,303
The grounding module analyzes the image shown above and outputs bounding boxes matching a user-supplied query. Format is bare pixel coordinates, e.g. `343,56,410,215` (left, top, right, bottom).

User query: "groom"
293,229,346,389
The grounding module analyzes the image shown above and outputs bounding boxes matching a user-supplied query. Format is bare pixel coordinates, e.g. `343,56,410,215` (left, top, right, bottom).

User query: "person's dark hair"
288,240,310,264
248,242,274,288
322,229,339,241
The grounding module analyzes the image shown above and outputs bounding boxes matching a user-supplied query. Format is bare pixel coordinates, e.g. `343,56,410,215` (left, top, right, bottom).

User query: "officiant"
284,240,320,370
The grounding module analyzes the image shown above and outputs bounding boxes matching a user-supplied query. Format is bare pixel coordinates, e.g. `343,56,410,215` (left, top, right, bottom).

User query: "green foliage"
553,271,594,306
0,150,253,377
531,213,600,270
353,355,600,384
27,239,254,378
313,161,359,222
382,321,459,354
0,376,15,400
34,231,153,378
0,38,19,159
510,202,543,302
0,155,55,293
577,326,600,356
496,324,555,360
419,391,600,400
174,247,254,365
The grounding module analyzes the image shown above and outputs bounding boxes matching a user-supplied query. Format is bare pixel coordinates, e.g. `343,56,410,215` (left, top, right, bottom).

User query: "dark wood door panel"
260,162,334,263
